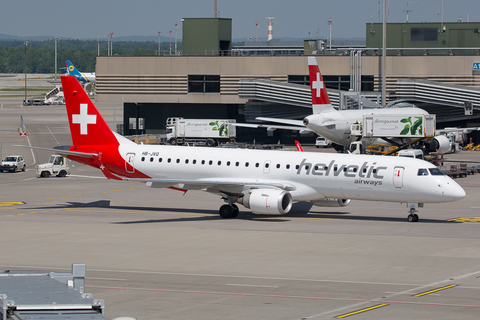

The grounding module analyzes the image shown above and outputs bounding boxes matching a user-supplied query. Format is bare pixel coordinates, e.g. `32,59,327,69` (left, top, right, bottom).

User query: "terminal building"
95,19,480,144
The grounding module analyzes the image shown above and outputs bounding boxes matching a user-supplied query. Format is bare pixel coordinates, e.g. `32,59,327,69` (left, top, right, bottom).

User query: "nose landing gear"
407,207,419,222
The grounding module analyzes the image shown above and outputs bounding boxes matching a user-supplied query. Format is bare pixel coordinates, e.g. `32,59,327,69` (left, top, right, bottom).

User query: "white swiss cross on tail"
312,72,323,98
72,103,97,135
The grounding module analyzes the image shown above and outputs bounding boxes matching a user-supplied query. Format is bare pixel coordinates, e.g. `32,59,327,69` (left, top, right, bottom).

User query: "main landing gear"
219,194,241,219
407,208,419,222
219,204,239,219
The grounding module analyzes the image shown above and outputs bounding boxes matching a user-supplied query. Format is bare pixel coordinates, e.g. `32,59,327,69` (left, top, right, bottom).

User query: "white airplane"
19,75,466,222
244,57,451,154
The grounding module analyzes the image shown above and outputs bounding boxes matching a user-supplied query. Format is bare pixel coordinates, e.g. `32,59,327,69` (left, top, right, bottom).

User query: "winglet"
308,57,335,114
294,140,304,152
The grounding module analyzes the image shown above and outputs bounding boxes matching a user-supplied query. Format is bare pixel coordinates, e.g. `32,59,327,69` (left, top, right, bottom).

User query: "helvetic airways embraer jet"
41,75,465,222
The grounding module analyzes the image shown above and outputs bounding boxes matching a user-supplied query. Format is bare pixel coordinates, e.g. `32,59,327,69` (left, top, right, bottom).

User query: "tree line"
0,39,183,73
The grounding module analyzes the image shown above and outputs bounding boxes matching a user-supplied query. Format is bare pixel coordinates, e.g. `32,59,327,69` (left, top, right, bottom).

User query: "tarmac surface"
1,95,480,320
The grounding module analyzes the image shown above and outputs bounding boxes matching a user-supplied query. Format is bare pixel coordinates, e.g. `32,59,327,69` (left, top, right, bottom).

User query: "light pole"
97,36,100,56
54,37,58,81
174,22,178,55
169,30,172,55
24,41,28,105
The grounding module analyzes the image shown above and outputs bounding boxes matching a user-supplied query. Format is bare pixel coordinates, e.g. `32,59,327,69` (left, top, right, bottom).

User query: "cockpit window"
428,168,444,176
417,168,429,176
386,101,418,109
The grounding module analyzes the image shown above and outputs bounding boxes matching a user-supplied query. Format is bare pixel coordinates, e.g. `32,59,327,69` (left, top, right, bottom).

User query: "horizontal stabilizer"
14,145,96,158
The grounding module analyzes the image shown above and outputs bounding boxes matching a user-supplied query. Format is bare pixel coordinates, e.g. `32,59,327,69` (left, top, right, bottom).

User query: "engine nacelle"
239,189,293,215
425,135,450,154
312,198,351,207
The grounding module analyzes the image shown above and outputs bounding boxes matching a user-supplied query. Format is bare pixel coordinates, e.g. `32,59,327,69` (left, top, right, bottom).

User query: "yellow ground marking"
0,202,25,207
335,304,388,318
5,215,13,217
447,217,480,223
102,188,135,193
413,284,457,297
17,213,24,216
46,194,81,200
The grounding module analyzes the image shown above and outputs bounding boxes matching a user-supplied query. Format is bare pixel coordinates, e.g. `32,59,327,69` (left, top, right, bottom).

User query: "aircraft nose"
443,181,466,201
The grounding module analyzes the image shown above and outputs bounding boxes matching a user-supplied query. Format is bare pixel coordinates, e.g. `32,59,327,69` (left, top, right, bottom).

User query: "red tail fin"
61,76,118,147
308,57,334,113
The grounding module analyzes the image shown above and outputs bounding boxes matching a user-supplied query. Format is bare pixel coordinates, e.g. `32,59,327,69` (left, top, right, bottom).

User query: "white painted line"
87,277,126,281
226,284,278,288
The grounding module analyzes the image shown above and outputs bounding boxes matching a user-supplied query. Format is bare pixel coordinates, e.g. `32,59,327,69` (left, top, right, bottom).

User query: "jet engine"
239,189,293,215
312,198,351,207
424,135,450,154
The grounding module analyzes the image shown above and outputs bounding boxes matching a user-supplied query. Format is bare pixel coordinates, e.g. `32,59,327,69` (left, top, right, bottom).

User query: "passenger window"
255,163,259,167
265,163,270,168
201,160,205,165
218,161,221,165
296,165,299,169
168,158,171,163
286,164,290,169
141,157,145,162
245,162,249,167
150,157,154,162
236,162,239,166
209,160,213,165
417,168,429,176
276,164,280,169
159,158,163,162
193,160,197,164
176,159,180,163
185,159,189,164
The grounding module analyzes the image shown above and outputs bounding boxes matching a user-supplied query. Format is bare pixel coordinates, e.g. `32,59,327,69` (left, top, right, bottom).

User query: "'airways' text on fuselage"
296,159,387,179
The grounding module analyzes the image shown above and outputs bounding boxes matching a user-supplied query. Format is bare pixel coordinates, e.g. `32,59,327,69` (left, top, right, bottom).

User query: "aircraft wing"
231,122,310,132
256,117,305,127
436,127,480,134
124,177,292,190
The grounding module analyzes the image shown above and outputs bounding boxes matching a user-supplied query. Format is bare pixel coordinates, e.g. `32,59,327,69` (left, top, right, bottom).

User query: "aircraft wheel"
231,204,239,218
408,213,419,222
219,204,236,219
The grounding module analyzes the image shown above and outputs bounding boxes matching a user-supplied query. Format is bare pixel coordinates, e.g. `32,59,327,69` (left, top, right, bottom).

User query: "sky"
0,0,478,41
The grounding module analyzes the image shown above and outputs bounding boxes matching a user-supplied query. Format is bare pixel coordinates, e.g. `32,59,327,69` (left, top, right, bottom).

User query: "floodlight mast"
327,18,333,50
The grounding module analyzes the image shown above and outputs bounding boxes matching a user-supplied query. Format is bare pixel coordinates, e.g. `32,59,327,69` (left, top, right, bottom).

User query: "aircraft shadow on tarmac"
26,199,458,224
